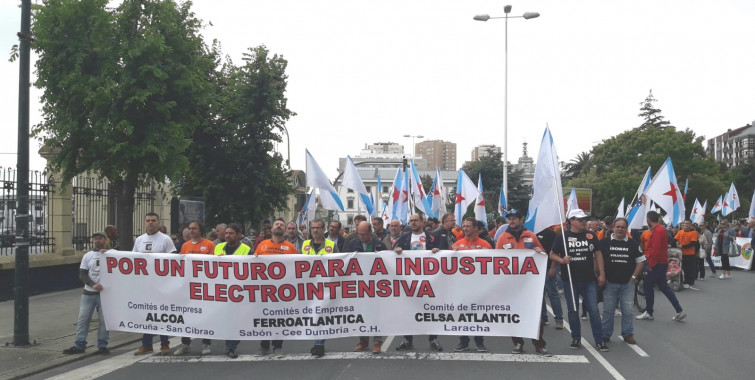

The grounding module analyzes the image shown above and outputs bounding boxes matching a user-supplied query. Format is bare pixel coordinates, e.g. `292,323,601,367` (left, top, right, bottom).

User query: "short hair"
145,212,160,219
603,216,614,225
684,218,692,223
274,217,286,224
495,216,506,224
415,214,425,222
188,220,204,234
354,215,367,223
462,217,477,225
442,213,455,223
371,216,383,223
613,217,628,227
216,223,227,229
226,223,243,234
329,220,342,228
311,219,326,229
647,211,660,223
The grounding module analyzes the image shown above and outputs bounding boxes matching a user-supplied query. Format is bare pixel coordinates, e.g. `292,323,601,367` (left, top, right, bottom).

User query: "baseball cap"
505,209,523,218
92,231,107,238
567,209,588,219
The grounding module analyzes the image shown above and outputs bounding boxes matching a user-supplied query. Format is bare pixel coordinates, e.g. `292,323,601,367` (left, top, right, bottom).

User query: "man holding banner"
550,209,609,352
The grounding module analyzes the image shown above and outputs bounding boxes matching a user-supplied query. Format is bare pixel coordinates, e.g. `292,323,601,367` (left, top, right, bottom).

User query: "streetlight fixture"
474,4,539,208
402,134,424,158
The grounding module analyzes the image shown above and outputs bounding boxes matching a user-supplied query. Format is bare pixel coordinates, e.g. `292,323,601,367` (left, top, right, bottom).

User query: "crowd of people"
62,209,754,360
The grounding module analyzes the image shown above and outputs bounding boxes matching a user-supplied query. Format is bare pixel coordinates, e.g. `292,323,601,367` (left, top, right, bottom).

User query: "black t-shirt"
537,228,556,270
599,236,643,284
551,230,600,283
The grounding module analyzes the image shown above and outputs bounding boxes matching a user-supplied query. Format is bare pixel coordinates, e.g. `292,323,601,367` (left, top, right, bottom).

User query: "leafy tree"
567,92,724,217
562,151,593,181
32,0,214,249
638,89,670,129
461,152,531,217
176,46,294,227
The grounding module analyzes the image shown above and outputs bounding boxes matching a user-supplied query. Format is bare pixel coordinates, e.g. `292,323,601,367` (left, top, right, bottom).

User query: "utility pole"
14,0,32,347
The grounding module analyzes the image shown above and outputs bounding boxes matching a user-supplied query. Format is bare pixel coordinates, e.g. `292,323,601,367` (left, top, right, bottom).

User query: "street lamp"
474,4,539,208
402,134,424,158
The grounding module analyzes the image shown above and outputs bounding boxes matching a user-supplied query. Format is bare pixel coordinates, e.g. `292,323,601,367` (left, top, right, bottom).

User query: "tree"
562,151,592,181
567,92,724,217
176,46,294,227
32,0,214,249
461,152,531,217
638,89,670,129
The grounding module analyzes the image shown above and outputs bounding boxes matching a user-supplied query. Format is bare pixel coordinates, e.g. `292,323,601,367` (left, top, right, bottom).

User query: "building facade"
471,145,501,161
415,140,457,171
706,122,755,168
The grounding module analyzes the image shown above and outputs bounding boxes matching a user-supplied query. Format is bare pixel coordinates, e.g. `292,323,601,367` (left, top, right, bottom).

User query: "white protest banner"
99,250,547,341
711,237,753,270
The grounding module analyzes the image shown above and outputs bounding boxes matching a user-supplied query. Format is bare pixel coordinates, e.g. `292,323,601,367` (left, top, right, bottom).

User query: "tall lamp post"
402,134,424,158
474,5,539,207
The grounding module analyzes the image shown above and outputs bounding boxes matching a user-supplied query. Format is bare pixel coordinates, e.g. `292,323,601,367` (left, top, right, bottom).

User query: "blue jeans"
314,339,325,346
73,293,108,350
644,264,683,316
544,276,563,322
563,281,603,344
226,340,240,350
141,333,170,347
601,282,634,339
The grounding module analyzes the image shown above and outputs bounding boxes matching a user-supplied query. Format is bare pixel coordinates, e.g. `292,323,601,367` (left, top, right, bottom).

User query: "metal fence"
72,176,157,251
0,169,55,256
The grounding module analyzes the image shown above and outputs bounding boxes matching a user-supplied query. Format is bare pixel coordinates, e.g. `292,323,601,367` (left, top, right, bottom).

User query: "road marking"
45,350,150,380
625,340,649,357
545,305,626,380
688,286,700,291
382,336,394,352
142,351,589,363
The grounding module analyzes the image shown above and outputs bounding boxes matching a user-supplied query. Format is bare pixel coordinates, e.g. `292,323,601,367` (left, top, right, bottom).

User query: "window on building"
347,188,354,193
383,186,389,193
347,199,354,209
366,186,371,192
347,215,354,226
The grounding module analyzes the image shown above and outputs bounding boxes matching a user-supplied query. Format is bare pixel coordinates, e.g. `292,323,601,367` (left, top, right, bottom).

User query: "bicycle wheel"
634,276,646,313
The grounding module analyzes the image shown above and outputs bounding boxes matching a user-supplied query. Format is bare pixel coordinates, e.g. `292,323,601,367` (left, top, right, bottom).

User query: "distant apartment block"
707,121,755,167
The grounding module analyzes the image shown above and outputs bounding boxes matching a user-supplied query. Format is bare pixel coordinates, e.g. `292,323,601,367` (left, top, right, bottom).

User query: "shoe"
430,339,443,352
569,340,581,349
543,317,550,325
558,288,564,294
173,344,190,355
159,345,171,356
698,277,705,281
354,341,369,352
673,311,687,322
682,284,690,289
636,311,654,320
454,343,469,352
134,346,153,355
555,320,564,330
226,349,238,359
536,347,553,357
97,347,110,355
597,341,610,352
476,342,487,352
310,345,325,357
372,341,382,354
395,340,413,351
255,347,270,356
201,343,211,355
623,335,636,345
614,309,622,317
719,274,726,279
272,347,283,358
512,342,524,354
581,314,588,320
726,273,732,279
63,346,85,355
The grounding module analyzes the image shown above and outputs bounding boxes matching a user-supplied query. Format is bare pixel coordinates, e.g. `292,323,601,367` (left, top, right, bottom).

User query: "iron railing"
0,168,54,256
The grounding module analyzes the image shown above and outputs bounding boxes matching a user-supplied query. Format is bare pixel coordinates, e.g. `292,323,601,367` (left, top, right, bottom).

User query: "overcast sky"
1,0,754,179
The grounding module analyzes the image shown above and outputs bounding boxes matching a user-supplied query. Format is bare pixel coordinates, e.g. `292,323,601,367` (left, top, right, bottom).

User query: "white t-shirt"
410,233,426,250
133,231,176,253
80,250,105,292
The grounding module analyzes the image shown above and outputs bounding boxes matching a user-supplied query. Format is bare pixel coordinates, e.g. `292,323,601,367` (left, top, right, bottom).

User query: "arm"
594,249,605,286
549,251,569,264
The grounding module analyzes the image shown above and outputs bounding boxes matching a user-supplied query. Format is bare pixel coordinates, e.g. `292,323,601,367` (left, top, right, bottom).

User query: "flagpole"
545,128,577,312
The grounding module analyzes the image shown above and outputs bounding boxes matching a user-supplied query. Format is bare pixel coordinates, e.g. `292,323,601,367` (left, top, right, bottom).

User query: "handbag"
727,237,740,258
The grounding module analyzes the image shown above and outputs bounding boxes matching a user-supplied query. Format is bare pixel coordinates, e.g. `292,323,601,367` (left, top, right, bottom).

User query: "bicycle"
634,271,647,313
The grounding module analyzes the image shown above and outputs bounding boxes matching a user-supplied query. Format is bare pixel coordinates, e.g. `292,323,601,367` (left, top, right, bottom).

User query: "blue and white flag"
566,187,578,215
498,185,507,216
342,156,374,216
454,169,482,226
524,126,565,233
389,167,403,221
475,174,487,229
409,160,431,215
297,190,317,227
711,195,723,214
644,157,685,227
616,197,625,219
306,150,344,211
749,190,755,220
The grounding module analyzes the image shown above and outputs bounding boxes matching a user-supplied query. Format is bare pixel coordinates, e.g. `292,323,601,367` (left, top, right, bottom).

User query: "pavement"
0,289,140,380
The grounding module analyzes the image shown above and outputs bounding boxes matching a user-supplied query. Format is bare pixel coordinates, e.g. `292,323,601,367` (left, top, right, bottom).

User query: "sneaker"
719,274,726,279
395,340,413,351
581,314,588,320
63,346,85,355
512,342,524,354
173,344,190,355
226,349,238,359
134,346,153,355
597,341,610,352
310,345,325,357
372,341,382,354
430,339,443,352
159,345,172,356
636,311,654,320
354,341,369,352
272,347,284,358
614,309,622,317
543,317,550,325
555,320,564,330
97,347,110,355
454,343,470,352
682,284,690,289
536,347,553,357
558,288,564,294
569,340,581,349
255,347,271,356
623,335,636,345
726,273,732,279
476,342,487,352
673,311,687,322
201,343,211,355
698,277,705,281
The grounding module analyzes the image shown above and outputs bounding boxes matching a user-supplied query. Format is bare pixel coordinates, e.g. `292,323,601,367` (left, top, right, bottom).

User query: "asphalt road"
31,269,755,380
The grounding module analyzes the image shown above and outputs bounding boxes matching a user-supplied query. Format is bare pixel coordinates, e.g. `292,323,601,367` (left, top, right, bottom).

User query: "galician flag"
409,160,431,215
342,156,374,216
297,190,317,227
389,167,403,222
475,174,487,229
749,190,755,220
454,169,482,226
644,157,685,227
305,150,344,211
697,200,708,225
689,198,702,223
566,187,578,215
524,126,565,232
498,185,507,216
711,195,723,214
616,197,625,219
